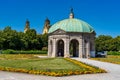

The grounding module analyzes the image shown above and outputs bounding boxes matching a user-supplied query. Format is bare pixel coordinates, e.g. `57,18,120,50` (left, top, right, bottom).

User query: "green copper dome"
48,18,94,33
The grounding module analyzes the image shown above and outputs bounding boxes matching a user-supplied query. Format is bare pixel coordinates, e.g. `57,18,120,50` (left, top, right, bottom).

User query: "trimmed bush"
2,49,14,54
108,51,120,55
42,47,48,51
2,49,47,54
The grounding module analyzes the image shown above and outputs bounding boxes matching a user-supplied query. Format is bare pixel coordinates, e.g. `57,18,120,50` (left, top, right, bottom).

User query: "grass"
0,54,46,60
0,54,88,71
0,54,106,76
0,58,86,71
91,55,120,64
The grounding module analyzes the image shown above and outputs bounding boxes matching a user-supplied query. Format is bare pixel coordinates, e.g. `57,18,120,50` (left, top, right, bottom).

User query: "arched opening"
90,42,93,52
57,40,64,57
70,39,79,57
90,42,95,57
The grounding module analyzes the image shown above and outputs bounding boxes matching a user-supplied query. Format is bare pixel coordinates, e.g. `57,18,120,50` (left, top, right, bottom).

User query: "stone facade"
48,29,96,58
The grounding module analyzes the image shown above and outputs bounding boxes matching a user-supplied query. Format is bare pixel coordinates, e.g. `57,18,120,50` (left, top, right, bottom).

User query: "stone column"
86,41,90,58
64,38,70,58
79,38,83,58
48,40,51,57
52,38,56,57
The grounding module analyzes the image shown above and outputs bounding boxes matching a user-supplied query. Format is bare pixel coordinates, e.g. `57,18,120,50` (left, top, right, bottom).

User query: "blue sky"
0,0,120,37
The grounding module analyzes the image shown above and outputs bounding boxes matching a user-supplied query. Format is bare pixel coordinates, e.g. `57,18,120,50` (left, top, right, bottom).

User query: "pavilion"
48,9,96,58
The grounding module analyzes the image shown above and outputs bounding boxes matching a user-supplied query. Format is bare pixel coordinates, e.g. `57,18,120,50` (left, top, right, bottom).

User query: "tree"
22,29,44,50
1,26,22,50
113,36,120,51
0,30,4,49
95,35,113,51
36,35,43,50
41,34,48,47
1,26,120,51
3,26,11,32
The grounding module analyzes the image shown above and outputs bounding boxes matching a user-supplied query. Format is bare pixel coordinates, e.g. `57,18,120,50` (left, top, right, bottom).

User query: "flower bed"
0,57,106,77
65,58,107,74
91,55,120,64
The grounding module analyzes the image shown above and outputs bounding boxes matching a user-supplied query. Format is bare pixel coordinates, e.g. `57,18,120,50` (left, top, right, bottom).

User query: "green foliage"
0,27,48,50
0,58,86,71
41,34,48,47
95,35,120,52
0,55,106,76
1,26,120,53
2,49,14,54
107,51,120,55
2,49,47,54
42,47,48,51
95,35,113,51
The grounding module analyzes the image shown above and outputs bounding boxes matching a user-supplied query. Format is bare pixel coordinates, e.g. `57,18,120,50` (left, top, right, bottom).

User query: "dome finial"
69,8,74,19
71,8,73,13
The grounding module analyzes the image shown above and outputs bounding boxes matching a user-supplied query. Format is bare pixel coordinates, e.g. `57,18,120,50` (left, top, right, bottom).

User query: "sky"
0,0,120,37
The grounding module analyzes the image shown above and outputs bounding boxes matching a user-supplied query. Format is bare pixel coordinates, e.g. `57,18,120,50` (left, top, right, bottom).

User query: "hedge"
1,49,47,54
107,51,120,55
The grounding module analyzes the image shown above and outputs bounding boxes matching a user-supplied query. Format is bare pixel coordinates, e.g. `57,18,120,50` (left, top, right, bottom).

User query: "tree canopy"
95,35,120,51
0,26,120,52
0,26,47,50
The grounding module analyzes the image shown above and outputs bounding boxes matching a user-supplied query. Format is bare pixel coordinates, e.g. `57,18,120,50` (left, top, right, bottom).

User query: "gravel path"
0,58,120,80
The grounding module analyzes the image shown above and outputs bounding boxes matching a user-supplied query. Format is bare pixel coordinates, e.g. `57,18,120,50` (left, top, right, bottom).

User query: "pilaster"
79,38,83,58
86,41,90,58
64,38,70,57
52,38,56,57
48,40,51,57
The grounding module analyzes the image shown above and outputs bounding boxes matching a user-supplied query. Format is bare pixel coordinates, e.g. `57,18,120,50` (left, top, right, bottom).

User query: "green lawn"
0,54,106,76
0,58,86,71
91,55,120,64
0,54,46,60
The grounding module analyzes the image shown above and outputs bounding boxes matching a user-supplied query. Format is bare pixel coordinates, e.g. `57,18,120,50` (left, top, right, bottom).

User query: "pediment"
51,29,66,35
